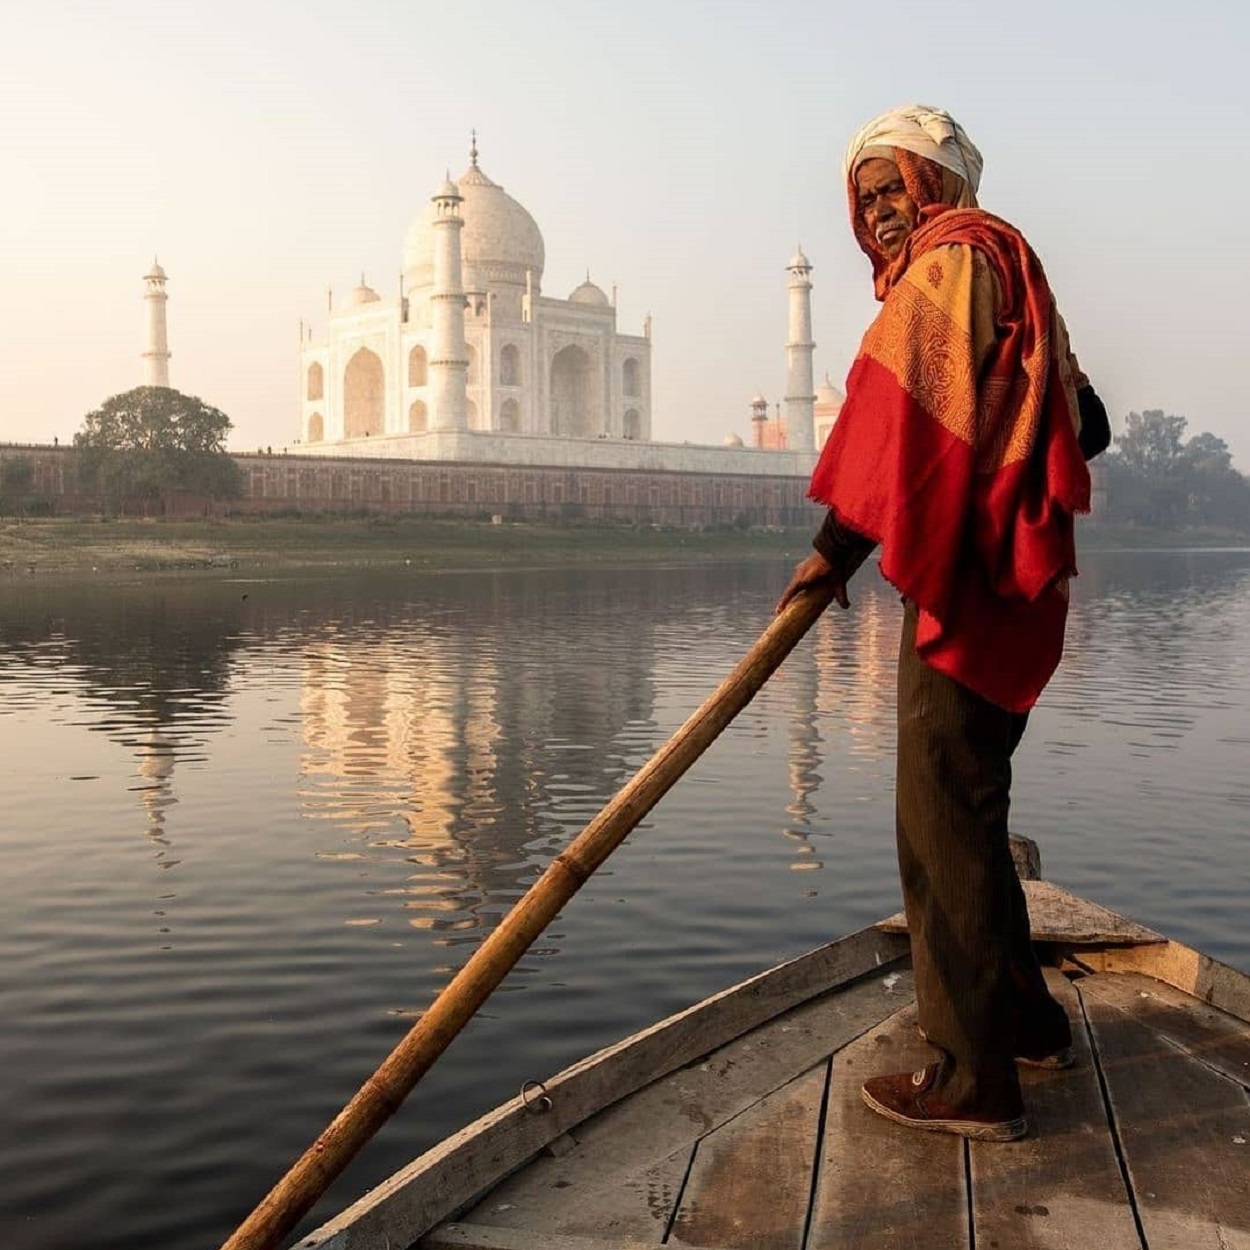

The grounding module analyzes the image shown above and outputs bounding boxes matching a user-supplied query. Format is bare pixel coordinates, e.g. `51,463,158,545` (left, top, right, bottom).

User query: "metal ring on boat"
521,1079,552,1114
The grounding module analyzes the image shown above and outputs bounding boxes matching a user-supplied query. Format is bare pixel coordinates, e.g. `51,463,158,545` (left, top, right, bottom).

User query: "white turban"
844,104,983,196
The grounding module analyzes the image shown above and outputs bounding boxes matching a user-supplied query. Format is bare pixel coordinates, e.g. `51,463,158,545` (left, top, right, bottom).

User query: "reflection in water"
299,630,496,938
135,726,177,852
0,581,248,868
293,579,670,946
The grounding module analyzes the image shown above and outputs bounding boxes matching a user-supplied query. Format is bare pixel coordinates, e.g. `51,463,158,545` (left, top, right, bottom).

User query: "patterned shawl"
809,151,1091,711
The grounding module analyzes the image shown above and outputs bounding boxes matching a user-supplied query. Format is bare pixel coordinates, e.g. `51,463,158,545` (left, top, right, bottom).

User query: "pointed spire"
470,129,479,169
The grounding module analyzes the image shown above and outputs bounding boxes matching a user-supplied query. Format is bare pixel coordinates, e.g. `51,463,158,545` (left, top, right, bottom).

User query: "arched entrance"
550,345,595,438
344,347,384,438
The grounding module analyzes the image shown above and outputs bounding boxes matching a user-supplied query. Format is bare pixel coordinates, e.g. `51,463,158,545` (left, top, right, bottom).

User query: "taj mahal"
283,139,835,477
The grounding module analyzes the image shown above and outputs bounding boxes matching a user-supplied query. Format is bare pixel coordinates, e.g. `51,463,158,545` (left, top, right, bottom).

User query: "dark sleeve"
813,509,876,579
1076,385,1111,461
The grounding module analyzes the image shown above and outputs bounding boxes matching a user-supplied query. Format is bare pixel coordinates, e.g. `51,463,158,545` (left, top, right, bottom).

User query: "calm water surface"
2,551,1248,1249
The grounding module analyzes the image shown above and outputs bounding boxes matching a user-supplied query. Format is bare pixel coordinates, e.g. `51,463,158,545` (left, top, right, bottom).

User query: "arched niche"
623,408,641,440
622,357,641,398
307,412,324,442
550,345,596,438
500,343,521,387
408,346,428,387
408,400,428,432
500,398,521,433
307,361,324,401
344,347,384,438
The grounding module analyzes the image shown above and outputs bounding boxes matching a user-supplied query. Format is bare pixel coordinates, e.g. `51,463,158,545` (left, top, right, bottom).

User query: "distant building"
813,375,845,449
295,139,821,478
299,140,652,457
747,375,842,453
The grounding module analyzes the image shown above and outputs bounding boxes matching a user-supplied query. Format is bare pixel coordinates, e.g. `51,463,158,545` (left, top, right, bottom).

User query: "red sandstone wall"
0,445,817,528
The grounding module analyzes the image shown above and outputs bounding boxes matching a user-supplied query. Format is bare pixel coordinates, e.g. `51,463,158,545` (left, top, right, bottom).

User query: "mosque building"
298,139,655,459
293,140,823,476
126,139,832,509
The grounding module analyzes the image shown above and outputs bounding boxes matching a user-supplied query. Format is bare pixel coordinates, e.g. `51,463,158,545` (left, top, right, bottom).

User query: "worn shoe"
916,1025,1075,1071
862,1063,1029,1142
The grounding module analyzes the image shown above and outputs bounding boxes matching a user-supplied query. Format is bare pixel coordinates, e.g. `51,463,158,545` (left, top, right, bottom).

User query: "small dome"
815,374,845,407
723,432,745,447
569,278,609,307
345,282,381,308
405,157,545,293
145,260,167,280
434,177,462,201
788,247,811,270
750,393,768,407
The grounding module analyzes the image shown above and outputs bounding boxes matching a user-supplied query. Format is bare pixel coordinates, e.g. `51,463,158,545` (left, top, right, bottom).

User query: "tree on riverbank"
0,455,35,516
1103,409,1250,531
74,387,243,509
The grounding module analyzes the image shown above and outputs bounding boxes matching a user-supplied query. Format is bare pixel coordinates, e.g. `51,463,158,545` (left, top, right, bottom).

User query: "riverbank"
2,516,1246,580
0,516,809,578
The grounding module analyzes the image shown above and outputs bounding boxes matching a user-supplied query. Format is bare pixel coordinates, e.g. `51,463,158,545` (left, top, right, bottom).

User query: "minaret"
750,394,769,449
142,259,171,388
428,175,469,431
784,247,815,451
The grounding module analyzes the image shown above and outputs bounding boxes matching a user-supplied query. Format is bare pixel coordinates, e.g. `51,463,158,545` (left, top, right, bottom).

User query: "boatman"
776,104,1110,1141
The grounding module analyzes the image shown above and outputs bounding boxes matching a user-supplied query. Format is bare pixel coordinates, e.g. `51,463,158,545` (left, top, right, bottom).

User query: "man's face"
855,158,919,260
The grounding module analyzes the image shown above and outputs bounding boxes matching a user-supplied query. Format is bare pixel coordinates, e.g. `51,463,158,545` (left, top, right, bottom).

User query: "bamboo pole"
222,582,837,1250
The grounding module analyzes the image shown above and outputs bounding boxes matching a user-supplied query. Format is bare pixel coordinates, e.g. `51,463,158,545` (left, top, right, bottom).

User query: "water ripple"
1,554,1248,1249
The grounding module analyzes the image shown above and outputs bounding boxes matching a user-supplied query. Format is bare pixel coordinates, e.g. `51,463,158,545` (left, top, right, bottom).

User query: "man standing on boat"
776,105,1110,1141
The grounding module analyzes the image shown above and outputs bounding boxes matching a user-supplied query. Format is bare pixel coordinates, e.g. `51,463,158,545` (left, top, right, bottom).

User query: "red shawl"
809,207,1091,711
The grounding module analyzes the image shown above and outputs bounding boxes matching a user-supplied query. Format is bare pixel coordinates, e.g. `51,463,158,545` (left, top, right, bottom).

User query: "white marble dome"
816,375,845,406
344,280,381,308
404,160,545,292
568,278,609,307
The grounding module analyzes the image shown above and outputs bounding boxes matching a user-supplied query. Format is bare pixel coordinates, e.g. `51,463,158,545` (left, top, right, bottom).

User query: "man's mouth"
876,222,906,244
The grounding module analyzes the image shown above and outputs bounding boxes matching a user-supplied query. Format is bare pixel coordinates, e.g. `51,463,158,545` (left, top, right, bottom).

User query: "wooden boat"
296,853,1250,1250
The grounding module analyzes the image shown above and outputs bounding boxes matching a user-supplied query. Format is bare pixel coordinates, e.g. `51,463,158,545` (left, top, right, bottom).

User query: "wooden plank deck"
427,962,1250,1250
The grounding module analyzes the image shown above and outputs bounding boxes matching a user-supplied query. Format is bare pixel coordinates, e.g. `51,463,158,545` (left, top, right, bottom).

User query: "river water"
2,549,1248,1249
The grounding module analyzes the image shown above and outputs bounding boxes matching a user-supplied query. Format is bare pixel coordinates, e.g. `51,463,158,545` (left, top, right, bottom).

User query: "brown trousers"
895,602,1068,1110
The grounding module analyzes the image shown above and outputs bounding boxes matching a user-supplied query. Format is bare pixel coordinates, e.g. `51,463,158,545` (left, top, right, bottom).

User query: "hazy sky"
4,1,1248,462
